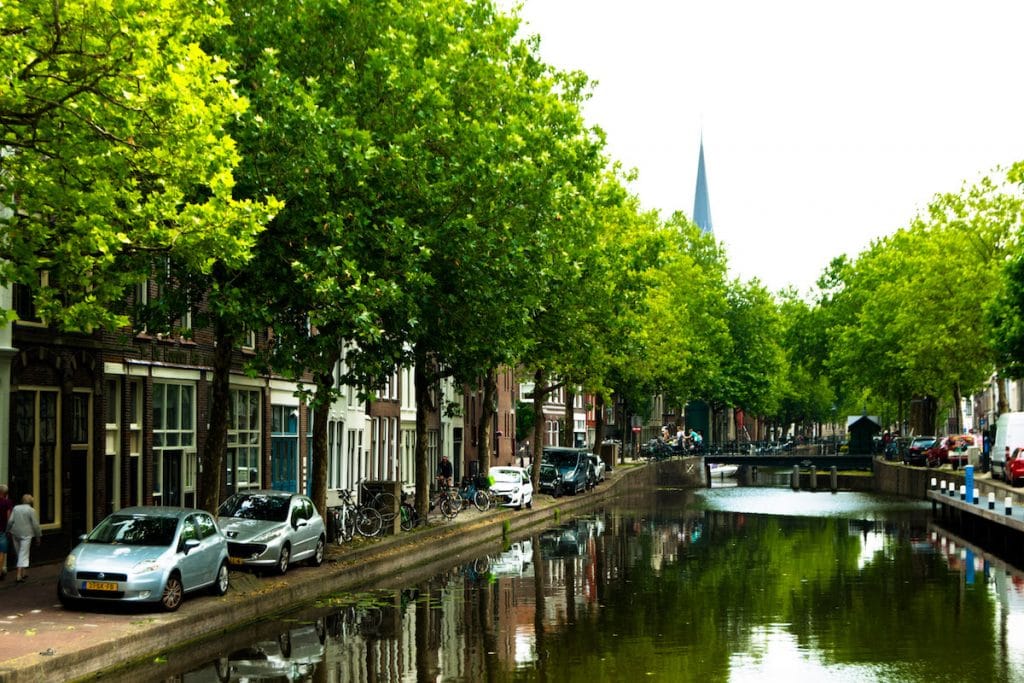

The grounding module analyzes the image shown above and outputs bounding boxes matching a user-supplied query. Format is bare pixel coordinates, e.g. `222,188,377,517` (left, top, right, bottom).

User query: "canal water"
126,484,1024,682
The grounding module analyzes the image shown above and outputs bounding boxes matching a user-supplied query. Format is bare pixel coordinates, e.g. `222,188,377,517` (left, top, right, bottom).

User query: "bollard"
791,465,799,491
810,465,817,491
940,481,947,495
931,477,937,491
949,481,956,497
965,465,974,505
960,484,966,501
830,466,838,493
1006,496,1013,516
989,492,996,510
973,488,979,505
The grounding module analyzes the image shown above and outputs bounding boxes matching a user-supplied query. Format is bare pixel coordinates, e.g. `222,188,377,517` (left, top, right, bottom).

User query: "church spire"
692,137,713,234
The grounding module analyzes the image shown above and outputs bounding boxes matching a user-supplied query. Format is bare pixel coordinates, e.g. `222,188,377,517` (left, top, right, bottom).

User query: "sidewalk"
0,469,634,682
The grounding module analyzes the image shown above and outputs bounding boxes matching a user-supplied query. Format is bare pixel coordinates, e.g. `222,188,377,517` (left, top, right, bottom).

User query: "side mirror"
183,538,200,554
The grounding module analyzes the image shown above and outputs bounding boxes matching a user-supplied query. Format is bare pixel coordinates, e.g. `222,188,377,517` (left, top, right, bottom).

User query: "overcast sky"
506,0,1024,295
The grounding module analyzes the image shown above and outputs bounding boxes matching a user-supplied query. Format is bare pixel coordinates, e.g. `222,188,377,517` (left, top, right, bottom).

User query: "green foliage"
1,0,277,332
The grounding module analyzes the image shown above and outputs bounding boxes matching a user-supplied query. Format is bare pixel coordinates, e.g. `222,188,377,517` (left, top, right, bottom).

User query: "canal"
114,483,1024,682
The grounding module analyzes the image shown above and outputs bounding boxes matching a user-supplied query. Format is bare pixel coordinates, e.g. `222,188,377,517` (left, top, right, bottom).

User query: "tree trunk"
477,369,497,474
997,373,1009,415
414,343,431,521
310,360,337,517
531,368,546,487
562,386,574,447
593,393,605,453
199,312,234,514
952,382,963,434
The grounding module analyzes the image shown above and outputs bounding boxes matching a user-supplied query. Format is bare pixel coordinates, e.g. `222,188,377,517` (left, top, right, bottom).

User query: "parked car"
542,447,591,495
217,490,326,575
925,434,974,469
1006,447,1024,486
488,466,534,509
992,412,1024,481
904,436,939,467
538,462,565,497
587,454,606,485
57,506,229,611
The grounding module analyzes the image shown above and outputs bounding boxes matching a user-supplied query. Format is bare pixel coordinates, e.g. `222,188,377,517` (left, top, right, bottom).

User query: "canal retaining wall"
43,464,651,683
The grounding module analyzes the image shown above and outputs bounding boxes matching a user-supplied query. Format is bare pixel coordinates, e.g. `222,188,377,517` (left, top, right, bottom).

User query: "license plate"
83,581,118,591
229,557,245,565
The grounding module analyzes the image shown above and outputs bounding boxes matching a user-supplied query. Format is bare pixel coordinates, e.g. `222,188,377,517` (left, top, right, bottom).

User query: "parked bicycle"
357,479,398,529
398,484,459,529
328,489,383,543
457,475,491,512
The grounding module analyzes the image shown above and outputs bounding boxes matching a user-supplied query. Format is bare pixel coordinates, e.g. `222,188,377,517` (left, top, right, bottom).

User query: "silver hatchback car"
57,506,230,612
217,490,325,575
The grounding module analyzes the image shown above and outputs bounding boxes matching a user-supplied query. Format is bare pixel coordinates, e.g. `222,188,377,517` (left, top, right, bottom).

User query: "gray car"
57,506,230,612
217,490,326,575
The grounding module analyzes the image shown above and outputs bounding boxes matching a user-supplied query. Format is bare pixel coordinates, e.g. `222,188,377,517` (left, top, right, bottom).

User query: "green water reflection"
160,486,1024,682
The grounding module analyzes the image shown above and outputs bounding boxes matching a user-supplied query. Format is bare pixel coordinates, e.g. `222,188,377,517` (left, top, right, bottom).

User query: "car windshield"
545,452,579,467
912,438,936,448
540,464,557,476
219,494,290,522
490,469,520,483
86,514,179,546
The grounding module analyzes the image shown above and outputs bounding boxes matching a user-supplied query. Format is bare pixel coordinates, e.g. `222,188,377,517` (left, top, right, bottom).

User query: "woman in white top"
8,494,41,583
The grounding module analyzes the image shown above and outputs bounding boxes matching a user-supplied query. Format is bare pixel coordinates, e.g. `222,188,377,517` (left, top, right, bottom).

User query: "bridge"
701,453,876,470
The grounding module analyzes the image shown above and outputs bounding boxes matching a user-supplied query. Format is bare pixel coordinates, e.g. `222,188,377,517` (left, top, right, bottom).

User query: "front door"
163,450,182,507
271,406,298,492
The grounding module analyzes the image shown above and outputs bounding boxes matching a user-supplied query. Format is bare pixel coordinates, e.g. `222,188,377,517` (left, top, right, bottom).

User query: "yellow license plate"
84,581,118,591
229,557,245,565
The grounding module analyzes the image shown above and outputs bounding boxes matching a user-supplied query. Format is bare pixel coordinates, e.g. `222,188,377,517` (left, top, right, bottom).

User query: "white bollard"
973,488,979,505
960,484,966,501
931,477,938,491
1006,496,1013,516
989,492,996,510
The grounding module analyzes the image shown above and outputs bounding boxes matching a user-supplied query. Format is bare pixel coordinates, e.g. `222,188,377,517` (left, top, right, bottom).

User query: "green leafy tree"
0,0,275,331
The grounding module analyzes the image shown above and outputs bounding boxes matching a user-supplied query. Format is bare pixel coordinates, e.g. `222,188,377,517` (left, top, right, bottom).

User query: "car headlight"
253,528,285,544
132,558,163,574
64,554,76,571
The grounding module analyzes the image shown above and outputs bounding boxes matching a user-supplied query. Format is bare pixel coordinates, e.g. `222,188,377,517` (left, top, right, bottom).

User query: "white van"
990,412,1024,481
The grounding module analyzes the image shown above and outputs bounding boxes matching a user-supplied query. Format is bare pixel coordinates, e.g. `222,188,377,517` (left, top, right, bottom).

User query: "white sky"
506,0,1024,295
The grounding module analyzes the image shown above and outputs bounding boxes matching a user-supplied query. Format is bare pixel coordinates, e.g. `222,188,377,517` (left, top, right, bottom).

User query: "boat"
708,463,738,478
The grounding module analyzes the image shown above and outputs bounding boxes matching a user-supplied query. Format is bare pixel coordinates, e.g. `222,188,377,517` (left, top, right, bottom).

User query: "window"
12,389,60,527
546,419,560,447
12,272,49,324
228,389,262,492
153,382,196,506
195,513,217,539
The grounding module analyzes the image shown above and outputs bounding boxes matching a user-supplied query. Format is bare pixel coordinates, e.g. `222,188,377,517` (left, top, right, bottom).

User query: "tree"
1,0,275,331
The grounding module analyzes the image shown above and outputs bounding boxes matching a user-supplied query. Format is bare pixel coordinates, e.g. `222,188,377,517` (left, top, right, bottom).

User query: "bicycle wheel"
341,508,355,542
473,489,489,512
439,494,459,520
355,507,383,537
373,492,397,523
400,504,417,531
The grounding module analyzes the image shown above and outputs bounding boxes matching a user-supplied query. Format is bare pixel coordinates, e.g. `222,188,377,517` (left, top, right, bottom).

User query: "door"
163,451,182,507
271,406,298,492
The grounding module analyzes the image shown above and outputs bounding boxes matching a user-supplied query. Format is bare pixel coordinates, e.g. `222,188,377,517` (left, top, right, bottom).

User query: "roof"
846,415,881,429
692,137,713,234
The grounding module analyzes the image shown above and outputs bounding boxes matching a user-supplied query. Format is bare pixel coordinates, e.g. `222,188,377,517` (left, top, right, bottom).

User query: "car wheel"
57,581,80,609
277,543,291,575
211,561,230,596
526,496,532,509
161,573,184,612
309,535,325,567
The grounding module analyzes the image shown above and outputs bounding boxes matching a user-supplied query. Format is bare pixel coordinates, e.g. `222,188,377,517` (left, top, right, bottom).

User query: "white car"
488,466,534,509
587,454,607,484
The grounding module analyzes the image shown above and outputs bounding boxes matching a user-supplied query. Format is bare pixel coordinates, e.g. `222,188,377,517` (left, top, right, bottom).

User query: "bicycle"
329,489,383,543
457,475,491,512
357,480,398,529
431,478,461,520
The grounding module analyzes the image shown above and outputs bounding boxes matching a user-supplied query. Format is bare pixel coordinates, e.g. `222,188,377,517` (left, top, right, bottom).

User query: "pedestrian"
436,455,454,489
0,485,12,580
8,494,41,583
